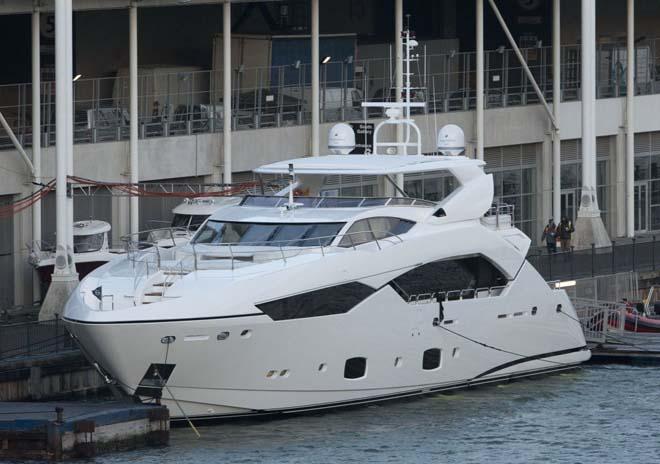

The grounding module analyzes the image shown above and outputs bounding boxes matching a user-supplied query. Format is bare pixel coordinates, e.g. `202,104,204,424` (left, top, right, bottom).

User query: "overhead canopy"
0,0,277,15
254,155,484,176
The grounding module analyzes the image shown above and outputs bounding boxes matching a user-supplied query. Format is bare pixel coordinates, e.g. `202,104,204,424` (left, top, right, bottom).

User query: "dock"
0,401,169,461
589,333,660,365
574,297,660,365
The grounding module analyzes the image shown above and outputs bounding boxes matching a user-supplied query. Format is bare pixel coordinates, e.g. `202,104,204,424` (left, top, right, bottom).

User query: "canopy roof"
254,155,484,176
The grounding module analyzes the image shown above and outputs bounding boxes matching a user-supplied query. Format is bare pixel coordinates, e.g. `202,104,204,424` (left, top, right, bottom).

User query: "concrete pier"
0,401,169,460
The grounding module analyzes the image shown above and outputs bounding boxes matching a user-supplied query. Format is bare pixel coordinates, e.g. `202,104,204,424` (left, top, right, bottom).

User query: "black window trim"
389,253,509,302
193,220,347,247
336,216,416,248
255,281,376,321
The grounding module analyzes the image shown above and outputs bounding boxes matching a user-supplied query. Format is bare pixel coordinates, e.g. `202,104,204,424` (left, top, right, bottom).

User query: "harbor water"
88,365,659,464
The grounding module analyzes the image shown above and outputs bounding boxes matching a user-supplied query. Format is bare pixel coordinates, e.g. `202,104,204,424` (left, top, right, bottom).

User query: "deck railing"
573,297,626,344
122,227,404,280
2,40,660,149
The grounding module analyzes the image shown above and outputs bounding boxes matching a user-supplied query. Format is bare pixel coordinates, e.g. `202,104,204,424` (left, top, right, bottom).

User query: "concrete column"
552,0,561,223
395,0,403,154
53,0,69,275
65,0,75,274
581,0,596,198
32,5,41,302
31,5,41,248
129,3,139,235
626,0,635,237
541,136,553,239
574,0,609,248
223,0,232,184
615,131,627,237
311,0,320,156
41,0,78,320
475,0,484,160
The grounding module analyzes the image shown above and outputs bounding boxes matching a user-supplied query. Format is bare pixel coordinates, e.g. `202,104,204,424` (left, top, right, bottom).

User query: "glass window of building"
634,132,660,233
484,144,538,241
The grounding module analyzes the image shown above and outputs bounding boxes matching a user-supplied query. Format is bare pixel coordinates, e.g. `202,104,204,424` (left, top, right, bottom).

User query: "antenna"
362,23,425,156
288,163,295,208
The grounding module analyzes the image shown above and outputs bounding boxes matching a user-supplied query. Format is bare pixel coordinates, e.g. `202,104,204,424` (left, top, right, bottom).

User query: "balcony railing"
2,39,660,150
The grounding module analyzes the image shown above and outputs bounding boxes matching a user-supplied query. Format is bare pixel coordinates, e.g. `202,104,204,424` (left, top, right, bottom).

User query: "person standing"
558,217,575,252
542,218,557,253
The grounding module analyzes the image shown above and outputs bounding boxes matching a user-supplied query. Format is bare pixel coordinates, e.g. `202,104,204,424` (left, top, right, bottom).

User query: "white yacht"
170,197,242,233
30,220,123,298
63,30,589,421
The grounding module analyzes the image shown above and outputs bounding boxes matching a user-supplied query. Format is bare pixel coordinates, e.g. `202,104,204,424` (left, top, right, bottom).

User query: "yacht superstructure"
30,220,123,299
63,29,589,421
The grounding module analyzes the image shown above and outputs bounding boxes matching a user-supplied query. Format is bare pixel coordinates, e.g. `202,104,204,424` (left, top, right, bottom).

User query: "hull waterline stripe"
63,313,265,325
473,345,588,379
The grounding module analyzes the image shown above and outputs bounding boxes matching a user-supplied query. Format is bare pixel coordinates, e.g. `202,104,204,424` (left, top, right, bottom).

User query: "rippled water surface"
92,365,659,464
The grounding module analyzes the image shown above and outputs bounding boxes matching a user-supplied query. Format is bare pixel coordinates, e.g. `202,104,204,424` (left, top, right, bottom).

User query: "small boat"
170,196,242,232
624,312,660,333
30,220,123,300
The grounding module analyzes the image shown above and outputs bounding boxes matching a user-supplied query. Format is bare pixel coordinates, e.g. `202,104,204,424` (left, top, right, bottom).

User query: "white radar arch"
328,123,356,154
437,124,465,156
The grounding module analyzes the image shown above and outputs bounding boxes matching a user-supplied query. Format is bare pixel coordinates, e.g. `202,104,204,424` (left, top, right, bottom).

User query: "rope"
436,323,575,368
0,176,273,219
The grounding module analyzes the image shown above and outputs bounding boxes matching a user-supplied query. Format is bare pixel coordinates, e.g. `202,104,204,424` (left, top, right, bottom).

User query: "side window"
390,256,507,301
256,282,375,321
344,357,367,379
340,219,374,247
422,349,442,370
339,217,415,247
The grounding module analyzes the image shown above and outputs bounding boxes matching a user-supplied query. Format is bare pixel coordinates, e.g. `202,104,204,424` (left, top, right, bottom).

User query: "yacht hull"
65,264,590,421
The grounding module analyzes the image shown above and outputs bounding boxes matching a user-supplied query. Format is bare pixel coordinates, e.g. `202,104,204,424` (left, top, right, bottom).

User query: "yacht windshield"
73,233,104,253
193,221,346,247
171,214,191,228
189,215,210,231
171,214,210,231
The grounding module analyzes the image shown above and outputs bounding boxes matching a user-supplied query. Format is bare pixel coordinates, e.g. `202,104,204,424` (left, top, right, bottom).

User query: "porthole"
532,306,538,315
217,331,230,341
556,304,562,313
423,348,442,370
266,370,277,378
394,357,403,367
452,347,460,358
240,329,252,339
344,357,367,379
318,363,328,372
279,369,290,378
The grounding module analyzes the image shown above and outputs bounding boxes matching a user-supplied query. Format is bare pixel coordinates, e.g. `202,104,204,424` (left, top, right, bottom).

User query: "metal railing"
122,227,404,280
573,297,626,344
528,236,660,282
2,39,660,149
403,285,507,305
0,317,76,362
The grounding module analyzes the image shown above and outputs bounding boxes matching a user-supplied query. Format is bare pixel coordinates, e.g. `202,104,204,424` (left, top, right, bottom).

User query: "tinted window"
344,357,367,379
171,214,191,228
256,282,375,320
73,233,104,253
339,217,415,247
319,197,363,208
423,349,442,370
189,215,210,231
390,256,507,300
193,221,346,247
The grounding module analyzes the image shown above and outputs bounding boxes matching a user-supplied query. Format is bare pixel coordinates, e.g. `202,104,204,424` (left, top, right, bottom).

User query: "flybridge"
239,195,436,209
254,154,484,176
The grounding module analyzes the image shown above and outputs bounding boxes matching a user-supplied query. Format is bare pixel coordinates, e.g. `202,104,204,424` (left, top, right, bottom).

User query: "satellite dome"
437,124,465,156
328,123,356,154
